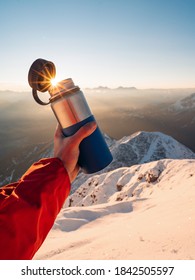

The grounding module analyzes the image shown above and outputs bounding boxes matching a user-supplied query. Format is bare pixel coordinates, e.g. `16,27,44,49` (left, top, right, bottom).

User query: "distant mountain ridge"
85,86,137,91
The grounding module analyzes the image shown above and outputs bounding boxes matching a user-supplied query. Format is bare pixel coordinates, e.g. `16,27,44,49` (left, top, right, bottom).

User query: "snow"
34,158,195,260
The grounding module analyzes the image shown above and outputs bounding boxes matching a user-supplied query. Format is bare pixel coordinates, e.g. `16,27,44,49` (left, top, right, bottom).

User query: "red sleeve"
0,157,71,260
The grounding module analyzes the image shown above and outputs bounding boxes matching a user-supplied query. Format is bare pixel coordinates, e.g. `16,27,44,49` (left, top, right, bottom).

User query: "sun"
50,78,59,86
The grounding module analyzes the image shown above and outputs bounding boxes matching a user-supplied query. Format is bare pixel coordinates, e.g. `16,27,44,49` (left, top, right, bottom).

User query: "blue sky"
0,0,195,89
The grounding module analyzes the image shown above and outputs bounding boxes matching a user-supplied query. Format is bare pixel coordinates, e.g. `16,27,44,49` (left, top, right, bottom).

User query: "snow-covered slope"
35,158,195,260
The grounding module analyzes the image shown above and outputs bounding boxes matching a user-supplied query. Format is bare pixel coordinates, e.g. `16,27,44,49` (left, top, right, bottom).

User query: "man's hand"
54,122,97,183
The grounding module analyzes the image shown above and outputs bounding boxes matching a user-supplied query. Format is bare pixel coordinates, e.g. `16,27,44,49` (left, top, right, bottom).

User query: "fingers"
71,121,97,146
54,121,97,147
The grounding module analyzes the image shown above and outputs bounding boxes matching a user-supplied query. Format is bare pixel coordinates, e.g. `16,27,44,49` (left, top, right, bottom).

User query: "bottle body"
62,115,112,173
50,80,113,173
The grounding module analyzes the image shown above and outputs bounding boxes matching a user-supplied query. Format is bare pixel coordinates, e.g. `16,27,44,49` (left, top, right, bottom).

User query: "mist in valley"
85,88,195,151
0,87,194,186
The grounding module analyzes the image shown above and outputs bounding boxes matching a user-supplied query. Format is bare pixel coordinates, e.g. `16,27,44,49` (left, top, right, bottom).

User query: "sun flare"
50,78,59,86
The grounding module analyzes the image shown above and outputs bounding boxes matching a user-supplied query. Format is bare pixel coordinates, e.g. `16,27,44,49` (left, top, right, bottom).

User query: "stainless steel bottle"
28,58,113,173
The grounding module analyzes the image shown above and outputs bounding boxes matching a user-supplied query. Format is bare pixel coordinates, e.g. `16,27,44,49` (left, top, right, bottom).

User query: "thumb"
71,121,97,146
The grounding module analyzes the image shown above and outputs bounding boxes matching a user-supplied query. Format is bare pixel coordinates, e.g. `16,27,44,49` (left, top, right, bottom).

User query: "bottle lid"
28,58,56,92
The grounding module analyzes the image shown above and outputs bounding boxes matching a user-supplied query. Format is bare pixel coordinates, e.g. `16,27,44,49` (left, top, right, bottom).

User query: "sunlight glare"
51,78,59,86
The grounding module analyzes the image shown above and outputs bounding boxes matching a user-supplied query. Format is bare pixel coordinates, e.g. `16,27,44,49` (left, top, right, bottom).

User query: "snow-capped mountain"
72,131,195,191
109,131,195,168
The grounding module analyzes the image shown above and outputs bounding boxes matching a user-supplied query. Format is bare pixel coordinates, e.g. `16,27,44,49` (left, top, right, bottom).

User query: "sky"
0,0,195,90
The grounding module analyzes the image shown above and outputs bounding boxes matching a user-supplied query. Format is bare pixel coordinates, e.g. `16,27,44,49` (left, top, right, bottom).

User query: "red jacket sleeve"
0,157,71,260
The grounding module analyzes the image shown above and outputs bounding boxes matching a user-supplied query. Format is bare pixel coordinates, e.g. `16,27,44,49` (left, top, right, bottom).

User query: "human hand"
54,122,97,183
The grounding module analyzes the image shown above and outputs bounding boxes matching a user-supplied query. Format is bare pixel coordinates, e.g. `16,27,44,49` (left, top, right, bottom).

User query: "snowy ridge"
72,131,195,191
111,131,195,167
66,159,194,207
35,158,195,260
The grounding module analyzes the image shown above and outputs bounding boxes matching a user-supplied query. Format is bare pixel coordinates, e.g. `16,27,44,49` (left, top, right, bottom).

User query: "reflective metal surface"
51,89,92,128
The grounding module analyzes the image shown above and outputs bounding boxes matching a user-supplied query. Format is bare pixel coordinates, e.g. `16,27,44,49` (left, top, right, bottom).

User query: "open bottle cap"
28,58,56,105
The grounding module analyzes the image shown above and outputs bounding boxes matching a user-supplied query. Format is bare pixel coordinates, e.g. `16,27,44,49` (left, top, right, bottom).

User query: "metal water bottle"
28,58,113,174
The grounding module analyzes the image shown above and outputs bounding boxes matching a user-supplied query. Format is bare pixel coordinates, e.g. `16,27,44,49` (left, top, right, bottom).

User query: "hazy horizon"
1,84,195,92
